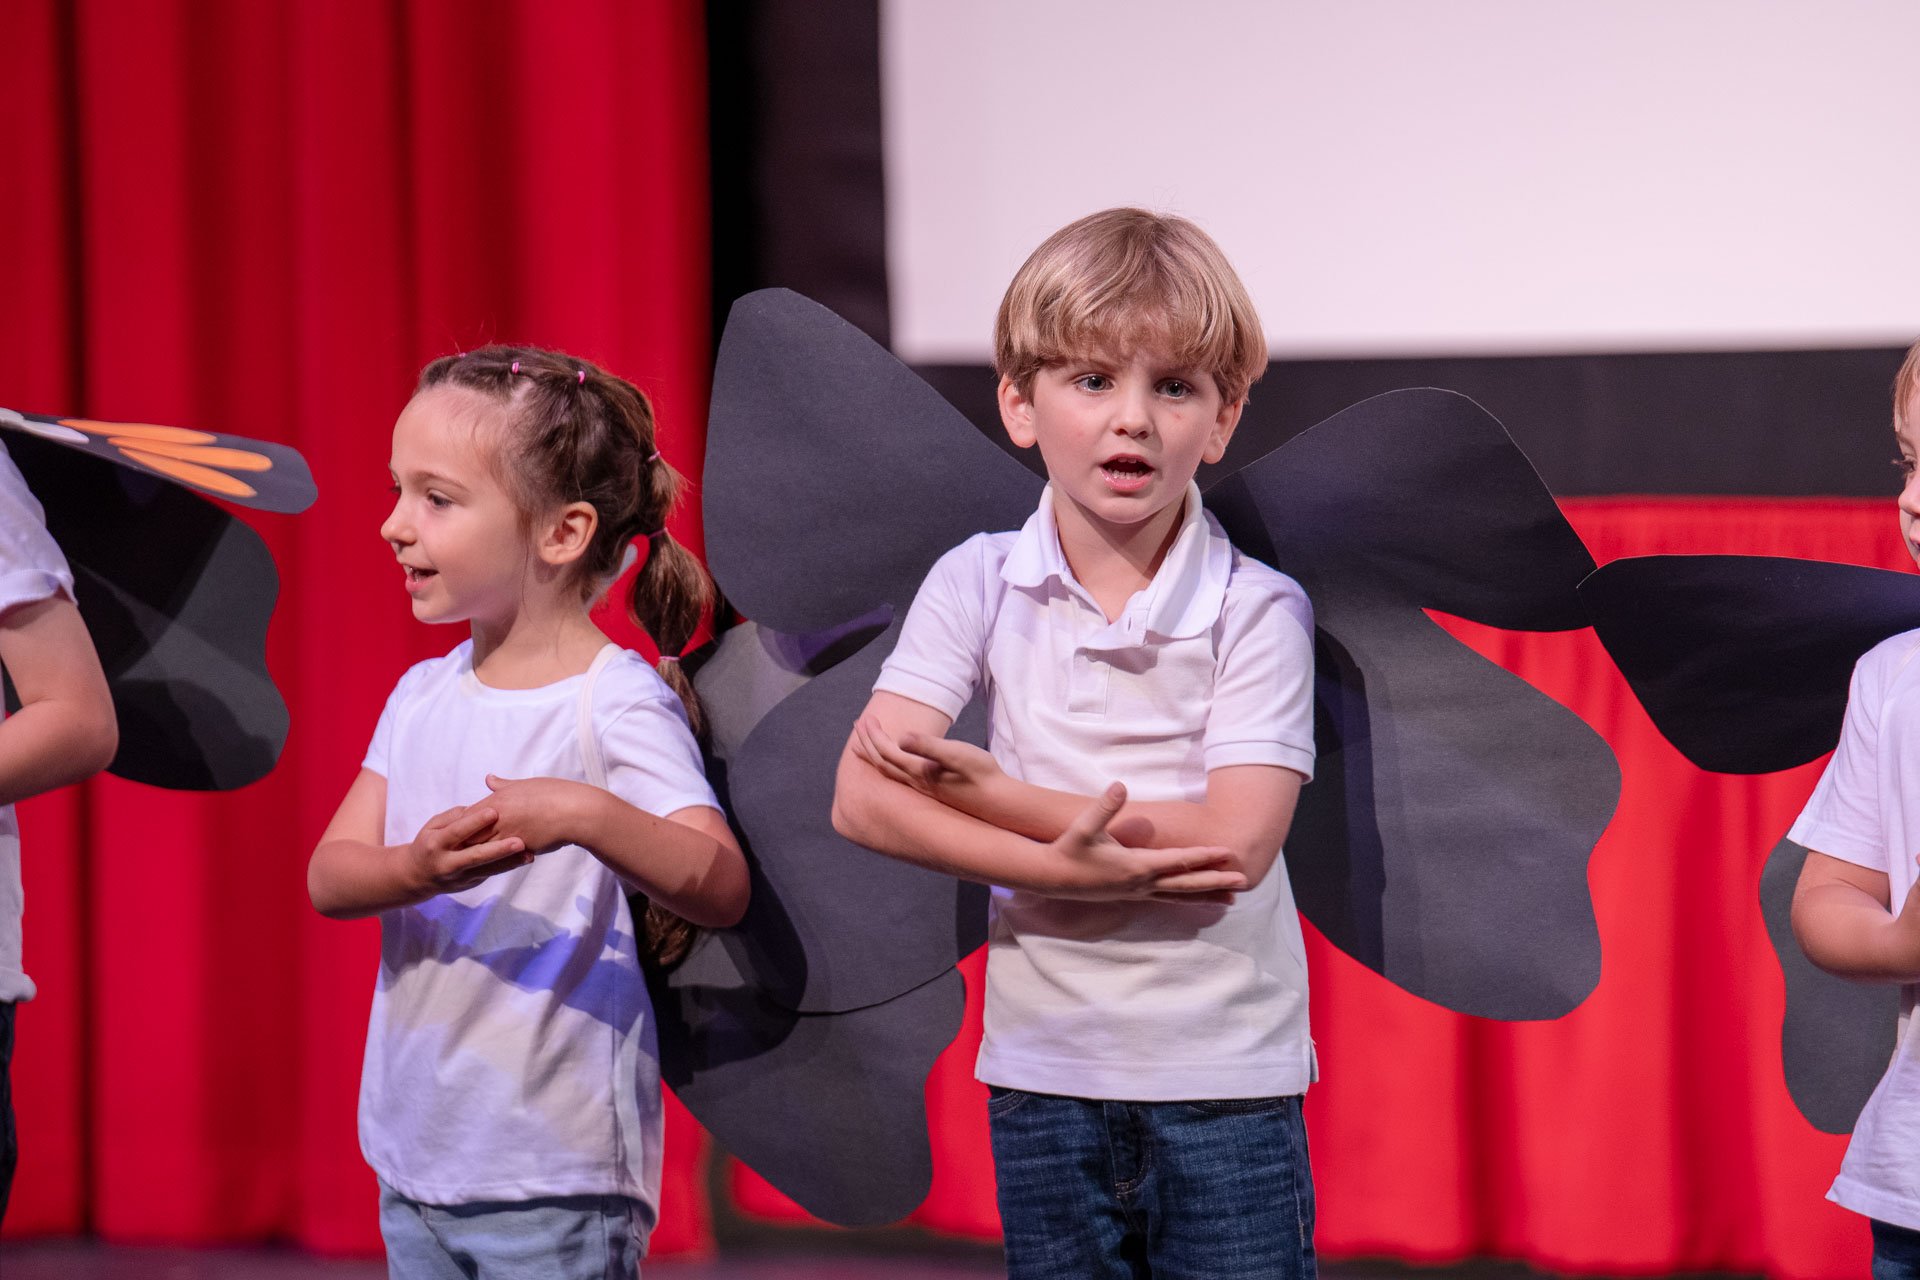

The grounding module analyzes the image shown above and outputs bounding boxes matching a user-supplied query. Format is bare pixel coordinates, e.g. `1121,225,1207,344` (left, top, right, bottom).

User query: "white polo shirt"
1790,627,1920,1231
875,483,1318,1100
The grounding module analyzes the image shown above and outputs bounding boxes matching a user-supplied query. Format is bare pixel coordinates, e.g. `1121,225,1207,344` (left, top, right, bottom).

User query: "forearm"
969,776,1283,883
0,696,118,806
833,753,1064,891
1793,882,1920,983
573,791,749,928
308,837,432,920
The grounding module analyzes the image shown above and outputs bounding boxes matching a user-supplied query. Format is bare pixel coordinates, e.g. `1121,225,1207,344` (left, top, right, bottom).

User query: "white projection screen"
882,0,1920,362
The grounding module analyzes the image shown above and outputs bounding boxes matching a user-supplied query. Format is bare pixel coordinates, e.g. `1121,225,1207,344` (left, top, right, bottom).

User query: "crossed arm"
308,768,749,927
0,595,118,806
1792,849,1920,983
831,690,1302,901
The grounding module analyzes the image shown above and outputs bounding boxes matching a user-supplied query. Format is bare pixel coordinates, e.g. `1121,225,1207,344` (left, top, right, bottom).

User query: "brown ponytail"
415,345,715,967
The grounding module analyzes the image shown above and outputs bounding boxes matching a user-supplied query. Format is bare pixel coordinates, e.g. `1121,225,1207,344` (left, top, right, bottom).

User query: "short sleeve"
360,664,429,780
873,536,994,722
1789,648,1892,872
0,440,74,615
1202,563,1316,780
598,680,720,819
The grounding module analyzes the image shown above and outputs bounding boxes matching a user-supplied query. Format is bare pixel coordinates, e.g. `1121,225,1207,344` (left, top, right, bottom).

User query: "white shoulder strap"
576,643,621,789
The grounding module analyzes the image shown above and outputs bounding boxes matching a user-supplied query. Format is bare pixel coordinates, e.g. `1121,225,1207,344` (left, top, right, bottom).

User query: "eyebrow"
390,467,472,491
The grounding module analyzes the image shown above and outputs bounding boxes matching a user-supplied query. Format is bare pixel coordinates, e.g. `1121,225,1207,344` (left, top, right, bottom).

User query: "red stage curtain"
0,0,713,1257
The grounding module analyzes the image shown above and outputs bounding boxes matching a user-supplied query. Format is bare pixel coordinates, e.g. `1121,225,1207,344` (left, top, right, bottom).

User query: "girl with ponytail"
307,345,747,1277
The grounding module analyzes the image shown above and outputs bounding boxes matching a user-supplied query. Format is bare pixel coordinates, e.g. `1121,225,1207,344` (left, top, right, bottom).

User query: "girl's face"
1898,387,1920,570
381,386,537,630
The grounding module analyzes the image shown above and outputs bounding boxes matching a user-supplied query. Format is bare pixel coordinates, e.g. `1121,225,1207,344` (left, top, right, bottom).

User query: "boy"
1788,337,1920,1277
0,437,118,1223
833,207,1318,1278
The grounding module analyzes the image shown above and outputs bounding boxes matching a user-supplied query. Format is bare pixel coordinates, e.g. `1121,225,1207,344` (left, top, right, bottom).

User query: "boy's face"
998,346,1242,534
1899,387,1920,569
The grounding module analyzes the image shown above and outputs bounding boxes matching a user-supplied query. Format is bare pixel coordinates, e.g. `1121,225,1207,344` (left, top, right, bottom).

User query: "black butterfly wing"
1,430,289,790
671,290,1037,1222
1581,554,1920,1130
1209,389,1616,1019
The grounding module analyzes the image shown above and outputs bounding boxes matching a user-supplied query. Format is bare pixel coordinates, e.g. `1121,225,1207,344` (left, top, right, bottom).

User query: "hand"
473,774,599,856
404,804,529,896
851,715,1004,816
1036,782,1246,904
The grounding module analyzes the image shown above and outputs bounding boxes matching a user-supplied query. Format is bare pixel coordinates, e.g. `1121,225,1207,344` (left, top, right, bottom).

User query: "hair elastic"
643,526,665,541
646,450,660,463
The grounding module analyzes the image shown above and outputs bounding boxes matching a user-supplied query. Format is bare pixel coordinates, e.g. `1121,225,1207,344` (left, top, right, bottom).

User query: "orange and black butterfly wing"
0,406,314,514
0,428,291,789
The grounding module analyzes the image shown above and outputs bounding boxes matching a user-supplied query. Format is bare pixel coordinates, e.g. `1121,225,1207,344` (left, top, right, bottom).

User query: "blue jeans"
378,1180,645,1280
1874,1219,1920,1280
987,1087,1316,1279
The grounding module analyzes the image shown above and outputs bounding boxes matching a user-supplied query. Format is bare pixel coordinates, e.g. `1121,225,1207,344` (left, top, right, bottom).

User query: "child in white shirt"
834,209,1317,1278
307,347,748,1279
1790,337,1920,1278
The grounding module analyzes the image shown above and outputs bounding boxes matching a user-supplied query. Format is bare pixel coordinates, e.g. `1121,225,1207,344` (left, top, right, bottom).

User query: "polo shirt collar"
1000,482,1231,641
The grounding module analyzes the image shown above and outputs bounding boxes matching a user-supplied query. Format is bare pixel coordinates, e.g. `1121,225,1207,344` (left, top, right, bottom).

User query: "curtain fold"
2,0,710,1256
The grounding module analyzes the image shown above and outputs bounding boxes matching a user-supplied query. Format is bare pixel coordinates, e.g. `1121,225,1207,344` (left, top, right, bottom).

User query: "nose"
1111,381,1153,438
380,495,409,547
1902,472,1920,522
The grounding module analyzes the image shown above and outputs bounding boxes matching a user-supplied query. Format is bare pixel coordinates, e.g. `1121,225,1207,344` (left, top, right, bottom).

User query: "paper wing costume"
1583,555,1920,1132
0,406,314,790
653,290,1620,1224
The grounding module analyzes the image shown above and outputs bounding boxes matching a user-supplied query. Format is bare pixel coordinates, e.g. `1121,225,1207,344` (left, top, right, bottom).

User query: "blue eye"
1162,380,1191,399
1076,373,1111,392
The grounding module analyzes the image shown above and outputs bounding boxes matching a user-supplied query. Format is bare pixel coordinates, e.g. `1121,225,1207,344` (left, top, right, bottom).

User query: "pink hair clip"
577,369,587,385
646,450,660,463
510,361,521,375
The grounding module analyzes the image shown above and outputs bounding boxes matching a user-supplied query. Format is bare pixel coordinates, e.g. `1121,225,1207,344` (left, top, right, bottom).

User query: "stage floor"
0,1240,1768,1279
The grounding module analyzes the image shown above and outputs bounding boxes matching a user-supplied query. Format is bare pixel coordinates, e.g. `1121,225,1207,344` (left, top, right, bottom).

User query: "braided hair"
416,345,713,965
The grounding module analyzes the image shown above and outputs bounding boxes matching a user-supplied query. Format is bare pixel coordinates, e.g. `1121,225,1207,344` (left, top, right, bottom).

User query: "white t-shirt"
358,641,717,1227
0,439,77,1004
1790,626,1920,1230
875,483,1318,1100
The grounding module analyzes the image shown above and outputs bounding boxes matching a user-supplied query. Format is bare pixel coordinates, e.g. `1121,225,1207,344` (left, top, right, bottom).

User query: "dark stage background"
1,3,1911,1278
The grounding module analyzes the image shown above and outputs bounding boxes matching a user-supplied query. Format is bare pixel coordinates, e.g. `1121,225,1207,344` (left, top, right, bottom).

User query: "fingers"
1065,782,1127,842
434,805,500,849
854,719,933,788
422,804,469,831
1150,890,1240,906
448,835,528,875
485,773,520,792
1149,868,1249,894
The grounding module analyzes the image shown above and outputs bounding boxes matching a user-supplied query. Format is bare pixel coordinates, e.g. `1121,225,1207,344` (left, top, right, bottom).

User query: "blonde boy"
834,208,1318,1278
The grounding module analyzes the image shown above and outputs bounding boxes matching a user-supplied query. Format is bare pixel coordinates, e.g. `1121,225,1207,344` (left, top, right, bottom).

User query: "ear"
998,374,1038,450
1203,396,1245,465
536,501,599,568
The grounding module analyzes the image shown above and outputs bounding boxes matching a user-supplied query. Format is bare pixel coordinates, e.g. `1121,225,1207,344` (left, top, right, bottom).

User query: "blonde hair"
1897,338,1920,432
994,208,1267,404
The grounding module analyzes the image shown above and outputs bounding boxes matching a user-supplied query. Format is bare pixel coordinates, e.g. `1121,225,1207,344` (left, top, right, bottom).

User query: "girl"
1790,336,1920,1279
308,346,748,1279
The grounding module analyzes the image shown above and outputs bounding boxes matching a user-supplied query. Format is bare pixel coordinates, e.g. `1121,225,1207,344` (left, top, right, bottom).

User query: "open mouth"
403,566,437,586
1101,456,1155,490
